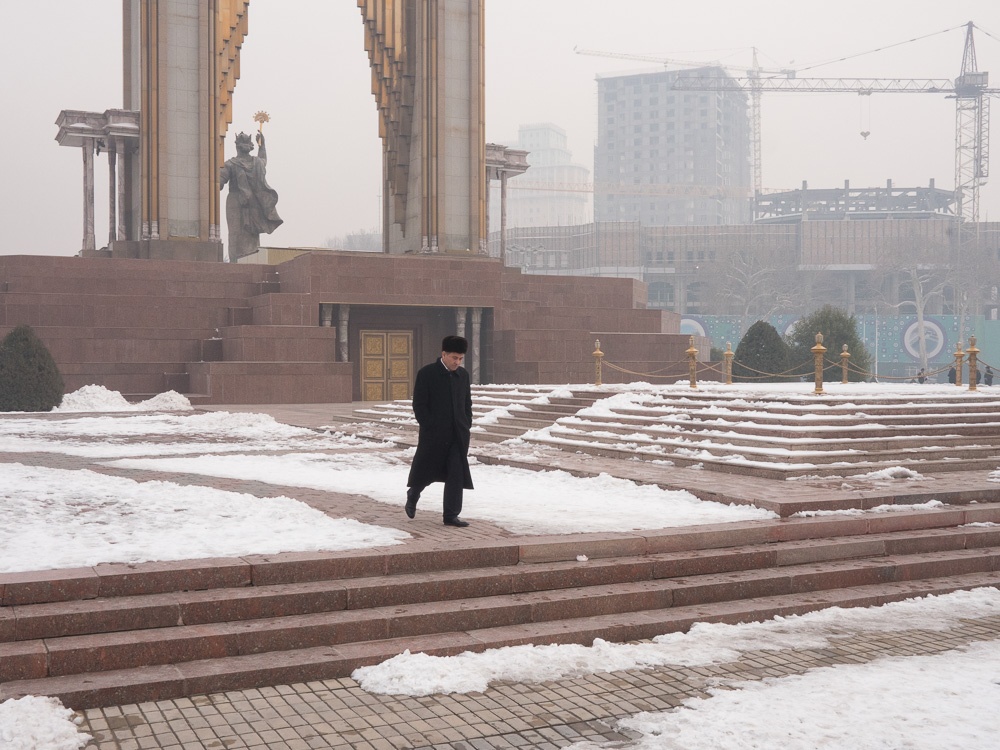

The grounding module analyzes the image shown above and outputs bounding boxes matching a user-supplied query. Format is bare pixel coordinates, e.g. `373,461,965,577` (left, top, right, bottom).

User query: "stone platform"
2,395,1000,748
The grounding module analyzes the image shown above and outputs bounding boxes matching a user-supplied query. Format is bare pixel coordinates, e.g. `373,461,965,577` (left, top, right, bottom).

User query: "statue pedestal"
105,240,224,262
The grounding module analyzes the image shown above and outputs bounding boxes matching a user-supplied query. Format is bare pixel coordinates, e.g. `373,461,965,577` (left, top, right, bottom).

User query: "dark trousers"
410,440,465,521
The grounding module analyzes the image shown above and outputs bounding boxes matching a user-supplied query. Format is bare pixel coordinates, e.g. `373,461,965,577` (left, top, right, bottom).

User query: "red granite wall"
0,252,699,403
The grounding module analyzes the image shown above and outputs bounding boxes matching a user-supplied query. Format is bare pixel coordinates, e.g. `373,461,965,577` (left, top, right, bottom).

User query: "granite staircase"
352,387,1000,479
2,506,999,710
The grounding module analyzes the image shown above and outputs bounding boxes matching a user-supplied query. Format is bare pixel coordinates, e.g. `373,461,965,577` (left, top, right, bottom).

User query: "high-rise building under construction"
594,67,752,226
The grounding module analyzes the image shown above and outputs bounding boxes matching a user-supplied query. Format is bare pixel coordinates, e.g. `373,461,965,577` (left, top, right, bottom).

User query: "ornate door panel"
361,330,413,401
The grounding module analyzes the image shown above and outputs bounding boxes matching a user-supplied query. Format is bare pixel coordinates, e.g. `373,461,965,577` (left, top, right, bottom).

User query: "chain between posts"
591,334,988,391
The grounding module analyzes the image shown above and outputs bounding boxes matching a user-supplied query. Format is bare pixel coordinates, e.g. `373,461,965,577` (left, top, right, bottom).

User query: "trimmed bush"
786,306,873,382
733,320,793,382
0,325,65,411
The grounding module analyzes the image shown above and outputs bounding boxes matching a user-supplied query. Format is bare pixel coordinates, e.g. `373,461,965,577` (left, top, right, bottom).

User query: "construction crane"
577,23,999,228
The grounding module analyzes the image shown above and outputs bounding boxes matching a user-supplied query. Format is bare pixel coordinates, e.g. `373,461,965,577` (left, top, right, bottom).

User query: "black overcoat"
406,359,474,489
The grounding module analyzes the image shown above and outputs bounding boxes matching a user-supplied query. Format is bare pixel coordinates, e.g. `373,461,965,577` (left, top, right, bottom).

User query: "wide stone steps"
341,387,1000,478
544,416,993,451
2,509,999,709
537,424,1000,472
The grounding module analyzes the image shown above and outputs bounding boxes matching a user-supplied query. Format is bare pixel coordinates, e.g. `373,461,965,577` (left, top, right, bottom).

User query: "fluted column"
455,307,467,339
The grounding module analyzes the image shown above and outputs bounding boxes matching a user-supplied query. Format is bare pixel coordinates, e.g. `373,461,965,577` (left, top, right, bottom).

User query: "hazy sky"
3,1,999,256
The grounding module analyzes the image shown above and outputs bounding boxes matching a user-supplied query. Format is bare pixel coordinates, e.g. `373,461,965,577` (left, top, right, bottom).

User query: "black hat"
441,335,468,354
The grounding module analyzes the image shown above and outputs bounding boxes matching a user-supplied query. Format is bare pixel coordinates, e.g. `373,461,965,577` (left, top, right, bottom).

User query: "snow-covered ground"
2,384,1000,749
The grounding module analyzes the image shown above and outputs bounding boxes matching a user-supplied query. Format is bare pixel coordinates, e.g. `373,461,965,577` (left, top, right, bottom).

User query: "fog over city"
3,0,999,255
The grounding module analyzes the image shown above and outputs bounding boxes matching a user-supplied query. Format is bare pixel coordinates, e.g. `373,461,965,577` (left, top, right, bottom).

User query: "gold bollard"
967,335,980,391
593,339,604,387
812,332,827,395
686,336,699,389
724,342,734,385
840,344,850,384
953,342,964,387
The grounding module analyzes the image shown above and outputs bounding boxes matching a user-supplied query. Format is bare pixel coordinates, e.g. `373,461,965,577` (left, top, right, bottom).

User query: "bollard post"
724,341,733,385
954,342,965,387
593,339,603,387
686,336,699,389
812,332,826,395
840,344,850,384
967,335,980,391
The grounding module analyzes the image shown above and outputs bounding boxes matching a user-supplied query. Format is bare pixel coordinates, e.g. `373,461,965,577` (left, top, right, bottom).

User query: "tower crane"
577,23,999,229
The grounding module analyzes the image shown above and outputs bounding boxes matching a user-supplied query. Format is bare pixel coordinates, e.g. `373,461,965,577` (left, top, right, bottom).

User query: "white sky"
2,383,1000,747
3,2,1000,256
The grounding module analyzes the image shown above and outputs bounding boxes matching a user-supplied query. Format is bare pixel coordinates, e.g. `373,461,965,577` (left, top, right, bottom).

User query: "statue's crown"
235,132,253,146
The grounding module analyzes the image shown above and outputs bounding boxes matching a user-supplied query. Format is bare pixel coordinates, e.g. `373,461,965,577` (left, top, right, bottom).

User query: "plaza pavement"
4,402,998,750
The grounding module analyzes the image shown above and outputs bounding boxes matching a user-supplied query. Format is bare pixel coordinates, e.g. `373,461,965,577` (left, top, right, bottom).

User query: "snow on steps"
2,507,999,709
340,386,1000,478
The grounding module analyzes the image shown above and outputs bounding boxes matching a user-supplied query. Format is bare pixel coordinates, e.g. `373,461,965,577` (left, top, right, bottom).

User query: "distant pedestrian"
986,366,994,386
948,366,956,384
917,368,926,384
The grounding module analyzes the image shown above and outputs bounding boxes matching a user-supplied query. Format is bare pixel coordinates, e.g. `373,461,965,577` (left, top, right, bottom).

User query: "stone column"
338,304,351,363
500,171,508,264
455,307,467,338
108,146,118,245
82,142,96,253
471,307,482,384
116,142,127,241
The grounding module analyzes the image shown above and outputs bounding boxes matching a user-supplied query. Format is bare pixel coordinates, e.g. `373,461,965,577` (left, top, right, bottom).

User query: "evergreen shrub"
733,320,794,382
0,325,65,411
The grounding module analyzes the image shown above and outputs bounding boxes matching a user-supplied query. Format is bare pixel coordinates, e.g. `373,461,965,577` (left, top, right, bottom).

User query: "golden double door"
360,330,413,401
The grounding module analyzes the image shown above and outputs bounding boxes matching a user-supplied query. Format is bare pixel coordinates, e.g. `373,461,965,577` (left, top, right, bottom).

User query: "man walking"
406,335,474,527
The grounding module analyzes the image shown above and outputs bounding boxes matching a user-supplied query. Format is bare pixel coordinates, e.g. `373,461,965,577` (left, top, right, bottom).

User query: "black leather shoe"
443,518,469,527
405,489,418,519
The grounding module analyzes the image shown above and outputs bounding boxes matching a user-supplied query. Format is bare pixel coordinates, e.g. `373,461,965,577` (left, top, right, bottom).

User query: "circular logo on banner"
903,319,944,360
680,318,706,338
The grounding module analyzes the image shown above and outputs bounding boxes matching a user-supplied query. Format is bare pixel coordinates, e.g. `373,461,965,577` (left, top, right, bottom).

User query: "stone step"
4,569,998,710
8,524,993,645
547,418,1000,453
531,428,1000,477
543,422,1000,461
2,542,996,684
572,410,1000,436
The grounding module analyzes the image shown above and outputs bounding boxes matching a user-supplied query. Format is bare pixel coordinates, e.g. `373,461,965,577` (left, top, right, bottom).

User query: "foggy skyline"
3,1,999,256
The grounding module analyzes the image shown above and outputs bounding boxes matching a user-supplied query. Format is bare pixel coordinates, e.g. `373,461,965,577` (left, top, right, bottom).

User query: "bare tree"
702,240,806,319
870,236,954,373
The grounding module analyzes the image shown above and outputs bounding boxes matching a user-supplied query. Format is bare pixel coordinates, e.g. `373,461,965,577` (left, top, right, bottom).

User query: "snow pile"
791,499,945,517
54,385,192,412
848,466,926,480
0,695,90,750
106,453,778,534
353,587,1000,696
575,641,1000,750
0,410,369,458
0,463,408,573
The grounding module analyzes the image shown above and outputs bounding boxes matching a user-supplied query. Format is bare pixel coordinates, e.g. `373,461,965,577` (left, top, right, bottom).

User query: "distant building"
594,67,752,226
490,123,591,229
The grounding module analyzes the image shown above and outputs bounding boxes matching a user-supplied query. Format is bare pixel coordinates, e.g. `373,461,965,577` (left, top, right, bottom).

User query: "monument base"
99,240,224,262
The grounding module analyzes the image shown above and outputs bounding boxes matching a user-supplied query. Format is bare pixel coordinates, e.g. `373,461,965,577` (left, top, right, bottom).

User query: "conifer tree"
733,321,794,382
0,325,65,411
786,306,873,383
